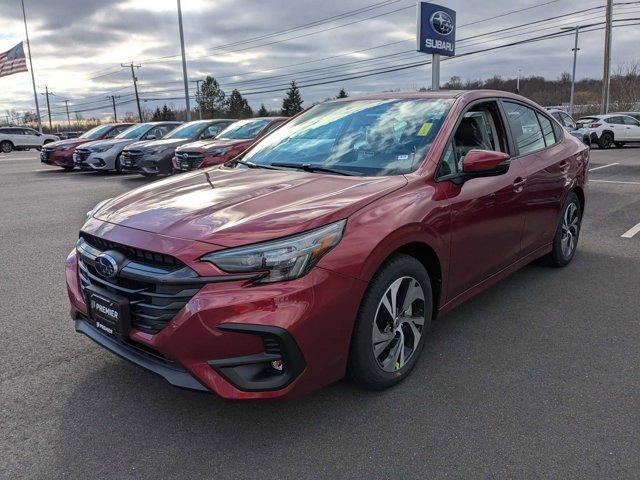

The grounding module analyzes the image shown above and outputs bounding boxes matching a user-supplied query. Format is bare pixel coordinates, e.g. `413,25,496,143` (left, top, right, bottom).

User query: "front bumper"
74,150,117,170
41,149,74,167
121,152,173,175
65,222,364,400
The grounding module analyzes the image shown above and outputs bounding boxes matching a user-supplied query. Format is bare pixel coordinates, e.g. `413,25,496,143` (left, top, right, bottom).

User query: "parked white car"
73,122,181,172
577,114,640,148
0,127,59,153
547,108,588,144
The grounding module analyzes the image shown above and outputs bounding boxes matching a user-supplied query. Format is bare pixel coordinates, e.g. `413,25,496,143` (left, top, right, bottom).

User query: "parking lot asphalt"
1,148,639,479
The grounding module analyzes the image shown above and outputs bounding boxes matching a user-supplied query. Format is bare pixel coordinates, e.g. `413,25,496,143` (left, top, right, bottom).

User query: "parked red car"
66,91,588,400
41,123,134,170
172,117,286,172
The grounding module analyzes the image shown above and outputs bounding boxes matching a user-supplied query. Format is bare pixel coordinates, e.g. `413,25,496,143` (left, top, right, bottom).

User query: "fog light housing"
209,323,305,392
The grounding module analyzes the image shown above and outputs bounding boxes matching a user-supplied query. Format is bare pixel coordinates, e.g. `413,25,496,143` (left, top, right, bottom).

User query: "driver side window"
438,102,506,177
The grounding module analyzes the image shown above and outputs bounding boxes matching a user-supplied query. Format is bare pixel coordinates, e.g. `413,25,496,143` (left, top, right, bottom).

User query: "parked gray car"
73,122,181,172
547,108,588,144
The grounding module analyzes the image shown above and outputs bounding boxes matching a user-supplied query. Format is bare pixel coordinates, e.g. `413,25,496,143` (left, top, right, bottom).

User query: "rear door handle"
559,160,570,173
513,177,527,191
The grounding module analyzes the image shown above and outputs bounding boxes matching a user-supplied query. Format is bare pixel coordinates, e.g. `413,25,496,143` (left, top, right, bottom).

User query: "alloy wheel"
561,202,579,258
372,276,426,372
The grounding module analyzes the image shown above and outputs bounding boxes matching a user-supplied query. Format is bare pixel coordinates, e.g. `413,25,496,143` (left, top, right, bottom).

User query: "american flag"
0,42,28,79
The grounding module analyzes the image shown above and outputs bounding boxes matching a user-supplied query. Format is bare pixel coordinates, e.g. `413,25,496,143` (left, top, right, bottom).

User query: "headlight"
202,220,346,283
86,198,112,219
88,144,112,153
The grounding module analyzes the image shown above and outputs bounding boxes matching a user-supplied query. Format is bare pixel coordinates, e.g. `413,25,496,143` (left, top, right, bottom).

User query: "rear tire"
348,254,432,390
542,192,582,268
598,132,613,149
0,141,12,153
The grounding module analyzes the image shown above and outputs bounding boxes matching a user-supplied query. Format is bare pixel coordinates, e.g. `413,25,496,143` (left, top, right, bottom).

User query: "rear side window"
536,113,557,147
607,116,623,125
503,102,545,155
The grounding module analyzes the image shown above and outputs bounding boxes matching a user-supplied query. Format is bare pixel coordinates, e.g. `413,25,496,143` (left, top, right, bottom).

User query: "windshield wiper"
233,159,281,170
269,162,358,176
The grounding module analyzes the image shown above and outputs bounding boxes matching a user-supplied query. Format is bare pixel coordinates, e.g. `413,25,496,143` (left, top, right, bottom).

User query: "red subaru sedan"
66,91,588,400
172,117,286,172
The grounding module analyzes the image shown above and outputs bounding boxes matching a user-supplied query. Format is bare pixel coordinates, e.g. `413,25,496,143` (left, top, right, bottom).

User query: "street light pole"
21,0,42,133
561,25,581,116
177,0,191,121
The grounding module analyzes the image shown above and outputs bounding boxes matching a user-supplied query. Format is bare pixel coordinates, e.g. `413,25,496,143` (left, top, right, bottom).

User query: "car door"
9,128,27,147
440,100,528,300
506,103,570,256
622,116,640,140
23,128,42,147
606,116,627,140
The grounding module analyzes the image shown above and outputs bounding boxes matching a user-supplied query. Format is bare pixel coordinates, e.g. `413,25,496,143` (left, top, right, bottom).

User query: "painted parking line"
621,222,640,239
590,179,640,185
589,162,619,172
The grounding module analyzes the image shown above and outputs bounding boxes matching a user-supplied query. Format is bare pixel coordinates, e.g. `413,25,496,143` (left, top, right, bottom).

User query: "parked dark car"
172,117,286,172
120,119,234,176
67,91,588,400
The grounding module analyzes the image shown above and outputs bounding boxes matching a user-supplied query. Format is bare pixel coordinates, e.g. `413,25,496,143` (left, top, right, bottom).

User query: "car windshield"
80,125,114,140
162,122,206,139
115,124,151,139
218,119,270,140
242,98,453,176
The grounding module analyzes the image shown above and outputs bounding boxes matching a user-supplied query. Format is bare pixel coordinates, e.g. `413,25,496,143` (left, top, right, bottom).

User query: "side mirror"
462,149,510,174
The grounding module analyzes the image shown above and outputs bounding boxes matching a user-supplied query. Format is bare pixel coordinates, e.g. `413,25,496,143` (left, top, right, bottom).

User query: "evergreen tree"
257,104,269,117
161,104,176,120
196,76,226,118
151,107,162,121
336,88,348,98
226,89,253,118
281,81,303,116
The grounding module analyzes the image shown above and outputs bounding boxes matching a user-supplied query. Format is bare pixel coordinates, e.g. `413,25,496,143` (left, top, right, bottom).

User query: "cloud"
1,0,638,123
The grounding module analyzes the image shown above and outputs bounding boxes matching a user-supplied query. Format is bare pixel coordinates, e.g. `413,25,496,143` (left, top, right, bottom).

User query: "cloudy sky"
1,0,639,124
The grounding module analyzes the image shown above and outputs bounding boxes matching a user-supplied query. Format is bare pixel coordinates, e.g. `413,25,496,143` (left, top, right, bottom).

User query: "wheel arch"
572,185,585,213
395,242,443,319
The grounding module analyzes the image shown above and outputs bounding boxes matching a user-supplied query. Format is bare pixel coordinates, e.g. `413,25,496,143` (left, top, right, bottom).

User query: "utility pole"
121,63,143,122
516,69,522,94
21,0,42,133
191,79,203,119
63,100,71,129
601,0,613,114
40,86,53,131
107,95,120,122
177,0,191,121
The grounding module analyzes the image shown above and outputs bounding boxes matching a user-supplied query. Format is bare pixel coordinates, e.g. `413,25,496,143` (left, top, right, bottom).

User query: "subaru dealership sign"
417,2,456,56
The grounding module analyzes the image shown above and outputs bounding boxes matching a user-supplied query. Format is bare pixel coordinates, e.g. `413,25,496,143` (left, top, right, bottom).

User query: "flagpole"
21,0,42,133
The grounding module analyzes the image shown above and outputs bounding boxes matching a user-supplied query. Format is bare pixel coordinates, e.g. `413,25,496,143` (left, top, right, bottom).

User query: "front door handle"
513,177,526,192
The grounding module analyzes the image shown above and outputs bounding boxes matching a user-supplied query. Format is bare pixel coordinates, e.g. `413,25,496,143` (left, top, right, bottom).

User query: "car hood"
126,138,189,151
78,138,133,150
177,138,248,153
45,138,87,149
94,167,407,247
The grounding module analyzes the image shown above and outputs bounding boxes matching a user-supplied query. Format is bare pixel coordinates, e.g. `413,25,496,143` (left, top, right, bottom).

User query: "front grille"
121,150,143,167
81,233,181,269
175,151,204,171
74,149,91,163
41,149,52,160
76,237,203,334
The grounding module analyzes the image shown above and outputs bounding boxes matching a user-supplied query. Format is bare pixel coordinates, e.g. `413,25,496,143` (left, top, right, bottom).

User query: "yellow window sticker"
417,122,433,136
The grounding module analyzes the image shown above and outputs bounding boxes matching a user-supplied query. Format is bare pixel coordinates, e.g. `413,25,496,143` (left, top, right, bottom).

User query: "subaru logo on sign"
417,2,456,57
95,253,119,279
430,11,454,36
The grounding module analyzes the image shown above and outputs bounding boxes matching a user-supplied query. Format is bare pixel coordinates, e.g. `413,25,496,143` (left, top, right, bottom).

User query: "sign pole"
431,54,440,91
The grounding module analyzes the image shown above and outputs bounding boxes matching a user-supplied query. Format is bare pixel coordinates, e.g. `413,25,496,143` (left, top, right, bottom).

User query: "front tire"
0,141,12,153
543,192,582,267
114,154,123,173
598,132,613,149
348,254,432,390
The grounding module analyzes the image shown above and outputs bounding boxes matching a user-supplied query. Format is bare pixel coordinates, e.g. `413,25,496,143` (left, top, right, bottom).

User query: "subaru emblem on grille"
95,253,119,278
